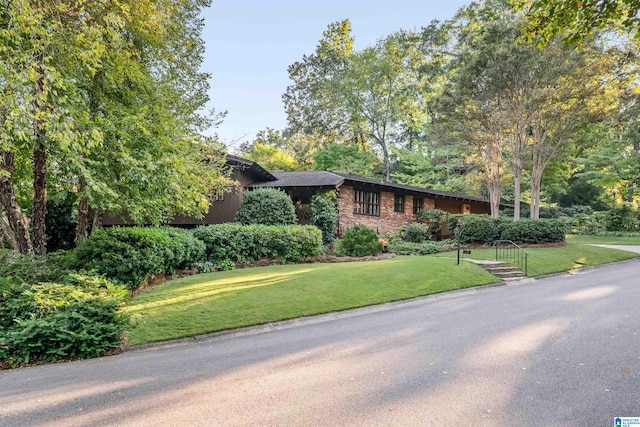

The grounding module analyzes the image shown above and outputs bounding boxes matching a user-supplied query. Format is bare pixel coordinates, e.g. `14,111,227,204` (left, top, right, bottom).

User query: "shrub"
606,205,639,232
192,223,322,263
402,223,431,243
310,191,338,245
500,219,567,243
447,215,509,244
72,227,206,290
417,208,448,235
236,188,297,226
341,225,381,257
388,239,457,256
0,251,73,284
447,215,566,244
0,274,129,367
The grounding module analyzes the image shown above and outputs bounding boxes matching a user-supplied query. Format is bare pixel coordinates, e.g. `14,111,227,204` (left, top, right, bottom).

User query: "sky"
200,0,471,152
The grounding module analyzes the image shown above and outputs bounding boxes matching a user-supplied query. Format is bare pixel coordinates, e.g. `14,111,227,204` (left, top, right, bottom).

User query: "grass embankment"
127,256,498,345
436,234,639,276
127,235,640,345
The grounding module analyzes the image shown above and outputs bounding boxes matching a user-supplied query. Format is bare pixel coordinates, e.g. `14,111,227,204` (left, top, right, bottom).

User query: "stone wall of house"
337,186,436,235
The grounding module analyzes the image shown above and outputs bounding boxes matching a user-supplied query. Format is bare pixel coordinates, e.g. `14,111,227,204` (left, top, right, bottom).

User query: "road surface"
2,260,640,426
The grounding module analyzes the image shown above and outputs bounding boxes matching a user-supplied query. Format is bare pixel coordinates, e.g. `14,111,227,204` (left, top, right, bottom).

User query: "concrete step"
480,263,526,280
492,271,526,278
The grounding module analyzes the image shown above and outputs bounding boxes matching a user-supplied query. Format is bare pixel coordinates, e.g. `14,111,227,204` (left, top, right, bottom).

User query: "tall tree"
515,0,640,44
0,0,229,253
330,31,427,180
283,20,357,148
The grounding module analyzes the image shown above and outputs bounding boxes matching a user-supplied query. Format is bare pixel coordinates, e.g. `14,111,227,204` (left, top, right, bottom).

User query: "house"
248,171,491,236
102,155,276,227
104,155,494,235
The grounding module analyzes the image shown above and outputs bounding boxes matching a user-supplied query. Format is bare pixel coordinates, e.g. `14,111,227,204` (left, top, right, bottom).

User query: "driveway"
590,244,640,254
1,260,640,426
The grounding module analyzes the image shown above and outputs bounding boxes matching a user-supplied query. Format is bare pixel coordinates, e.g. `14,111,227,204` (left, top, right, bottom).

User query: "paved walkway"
589,244,640,254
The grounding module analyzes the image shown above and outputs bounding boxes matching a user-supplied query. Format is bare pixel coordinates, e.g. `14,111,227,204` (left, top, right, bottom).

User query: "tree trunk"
530,156,544,220
75,195,90,245
32,52,47,255
0,211,19,251
513,172,521,221
488,160,500,219
486,137,502,219
32,143,47,254
0,151,33,254
91,208,102,232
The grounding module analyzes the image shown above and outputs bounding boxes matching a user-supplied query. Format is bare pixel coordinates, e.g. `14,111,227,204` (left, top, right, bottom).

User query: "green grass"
437,234,639,276
127,256,499,345
127,234,640,346
566,234,640,245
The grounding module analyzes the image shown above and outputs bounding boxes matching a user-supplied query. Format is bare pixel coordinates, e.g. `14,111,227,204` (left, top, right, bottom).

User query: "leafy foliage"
341,225,381,256
448,214,566,244
388,239,456,255
417,209,449,235
0,274,129,367
516,0,640,45
0,251,73,284
500,219,567,244
313,143,380,177
72,227,206,290
310,191,338,244
606,205,639,232
401,223,432,243
192,223,322,264
236,188,297,226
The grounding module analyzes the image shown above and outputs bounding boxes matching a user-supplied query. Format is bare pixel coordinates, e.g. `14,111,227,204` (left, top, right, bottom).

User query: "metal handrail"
494,240,529,276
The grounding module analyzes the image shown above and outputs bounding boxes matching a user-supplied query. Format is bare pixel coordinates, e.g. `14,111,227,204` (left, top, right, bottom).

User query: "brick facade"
337,185,436,235
337,184,490,236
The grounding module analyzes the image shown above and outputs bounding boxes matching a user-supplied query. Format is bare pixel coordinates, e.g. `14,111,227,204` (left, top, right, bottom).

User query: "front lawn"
436,234,639,276
127,256,498,345
127,235,640,346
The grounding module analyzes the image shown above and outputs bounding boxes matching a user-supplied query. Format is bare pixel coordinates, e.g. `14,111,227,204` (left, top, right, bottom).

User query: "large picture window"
353,189,380,216
413,197,423,214
394,194,405,213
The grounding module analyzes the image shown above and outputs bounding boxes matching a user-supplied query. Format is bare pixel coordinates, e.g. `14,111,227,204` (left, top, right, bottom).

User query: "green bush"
447,215,565,244
402,223,431,243
606,205,639,232
72,227,206,290
0,251,73,284
341,225,381,257
447,215,509,244
192,223,322,263
0,274,129,367
310,191,338,245
416,208,448,236
388,239,456,256
236,188,297,226
500,219,567,243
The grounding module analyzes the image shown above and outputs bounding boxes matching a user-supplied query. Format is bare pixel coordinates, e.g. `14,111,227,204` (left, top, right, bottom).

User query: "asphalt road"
2,260,640,427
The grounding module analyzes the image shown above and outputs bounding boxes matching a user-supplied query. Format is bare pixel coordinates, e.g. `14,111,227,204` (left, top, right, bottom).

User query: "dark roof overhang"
225,154,277,182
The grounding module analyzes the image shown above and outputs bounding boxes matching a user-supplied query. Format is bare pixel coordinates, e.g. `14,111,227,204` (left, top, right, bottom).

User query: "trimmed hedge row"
192,223,323,263
73,227,206,290
0,274,129,367
447,215,566,244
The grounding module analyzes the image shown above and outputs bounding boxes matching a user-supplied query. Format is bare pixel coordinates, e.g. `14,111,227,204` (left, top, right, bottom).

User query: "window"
413,197,423,214
353,189,380,216
394,194,405,213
